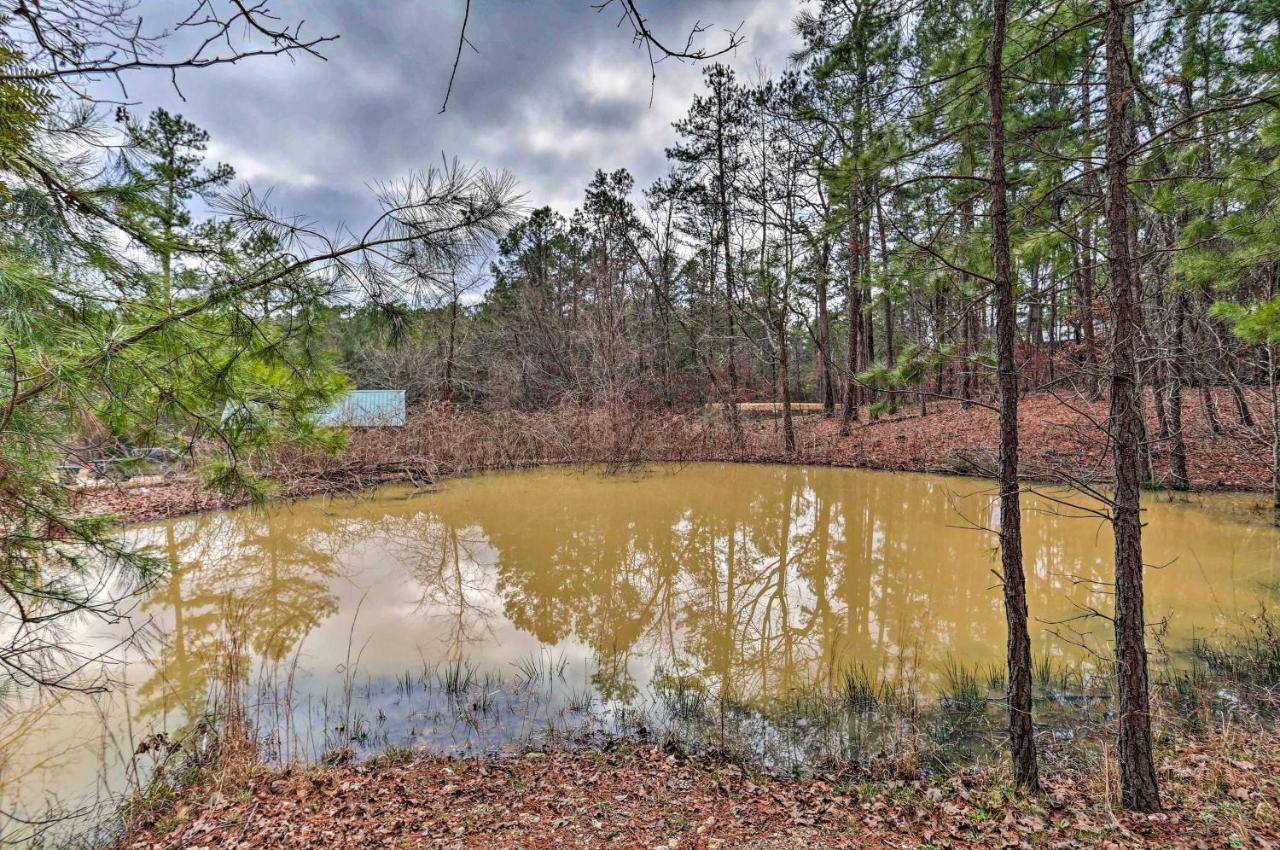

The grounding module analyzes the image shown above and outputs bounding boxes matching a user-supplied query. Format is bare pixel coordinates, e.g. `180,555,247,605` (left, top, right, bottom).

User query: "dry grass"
263,402,728,489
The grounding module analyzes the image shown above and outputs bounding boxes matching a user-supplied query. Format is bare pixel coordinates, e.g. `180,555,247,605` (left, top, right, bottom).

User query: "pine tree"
120,108,235,300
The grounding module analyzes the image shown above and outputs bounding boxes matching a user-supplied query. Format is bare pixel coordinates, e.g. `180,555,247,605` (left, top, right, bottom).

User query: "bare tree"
4,0,336,99
439,0,743,111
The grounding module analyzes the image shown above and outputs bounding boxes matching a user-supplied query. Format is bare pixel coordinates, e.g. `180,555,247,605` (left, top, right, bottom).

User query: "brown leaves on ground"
118,736,1280,850
736,390,1271,492
73,478,244,524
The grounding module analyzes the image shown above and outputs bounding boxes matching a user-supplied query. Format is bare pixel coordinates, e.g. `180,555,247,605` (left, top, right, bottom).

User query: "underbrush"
1158,607,1280,726
112,624,266,845
640,654,1120,783
262,403,740,496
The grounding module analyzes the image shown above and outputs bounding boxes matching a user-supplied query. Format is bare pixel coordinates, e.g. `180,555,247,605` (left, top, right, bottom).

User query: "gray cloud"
111,0,800,231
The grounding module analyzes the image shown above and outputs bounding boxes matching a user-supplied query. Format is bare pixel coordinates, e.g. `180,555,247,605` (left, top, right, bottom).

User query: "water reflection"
138,509,346,722
2,464,1278,839
131,464,1280,721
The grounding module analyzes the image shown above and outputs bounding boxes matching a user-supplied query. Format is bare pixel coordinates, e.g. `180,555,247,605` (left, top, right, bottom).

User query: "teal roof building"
315,389,406,427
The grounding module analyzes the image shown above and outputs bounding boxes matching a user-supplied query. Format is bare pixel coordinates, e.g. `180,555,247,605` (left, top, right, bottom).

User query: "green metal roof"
315,389,406,427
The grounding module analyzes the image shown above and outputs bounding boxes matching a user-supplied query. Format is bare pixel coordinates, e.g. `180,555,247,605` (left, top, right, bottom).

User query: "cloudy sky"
116,0,801,236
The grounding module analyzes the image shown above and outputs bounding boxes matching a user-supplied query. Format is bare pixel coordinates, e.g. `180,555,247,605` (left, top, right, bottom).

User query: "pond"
4,463,1279,840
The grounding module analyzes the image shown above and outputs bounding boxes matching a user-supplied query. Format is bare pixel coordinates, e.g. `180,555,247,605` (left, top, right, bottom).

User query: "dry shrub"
119,608,262,837
263,402,743,497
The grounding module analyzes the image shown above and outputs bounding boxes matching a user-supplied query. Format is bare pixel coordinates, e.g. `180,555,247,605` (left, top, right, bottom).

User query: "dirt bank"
78,390,1274,525
736,391,1272,491
115,734,1280,849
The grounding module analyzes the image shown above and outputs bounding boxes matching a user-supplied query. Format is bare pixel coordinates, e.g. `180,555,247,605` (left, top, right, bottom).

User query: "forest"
1,0,1279,847
321,1,1278,498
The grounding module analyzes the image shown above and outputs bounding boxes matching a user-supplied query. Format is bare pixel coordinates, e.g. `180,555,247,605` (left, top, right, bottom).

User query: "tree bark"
443,290,459,402
840,186,863,435
817,239,836,416
876,195,897,409
1104,0,1161,811
1269,343,1279,525
989,0,1039,795
960,167,977,408
714,80,742,440
1079,66,1103,402
779,301,795,453
878,202,894,365
1167,291,1190,489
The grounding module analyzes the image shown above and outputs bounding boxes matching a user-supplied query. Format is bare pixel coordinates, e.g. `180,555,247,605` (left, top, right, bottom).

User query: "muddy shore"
78,392,1275,525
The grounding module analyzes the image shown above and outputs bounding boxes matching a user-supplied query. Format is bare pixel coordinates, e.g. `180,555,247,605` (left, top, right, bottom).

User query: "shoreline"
114,732,1280,849
78,392,1276,526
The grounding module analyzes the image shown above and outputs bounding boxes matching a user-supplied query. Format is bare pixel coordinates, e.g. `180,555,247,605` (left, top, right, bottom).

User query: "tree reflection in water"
138,508,347,725
143,464,1280,729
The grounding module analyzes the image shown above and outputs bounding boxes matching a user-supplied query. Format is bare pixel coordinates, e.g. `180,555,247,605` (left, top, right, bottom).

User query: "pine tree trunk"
817,240,835,416
960,180,977,408
1079,67,1103,403
840,187,863,435
877,198,894,365
1105,0,1160,811
1269,344,1279,525
862,203,876,414
779,308,795,454
444,293,459,402
989,0,1039,794
715,85,742,441
1167,291,1190,490
780,163,796,455
876,198,897,410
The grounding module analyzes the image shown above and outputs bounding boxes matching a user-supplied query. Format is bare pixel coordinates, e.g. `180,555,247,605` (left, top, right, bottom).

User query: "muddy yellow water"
3,464,1279,836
